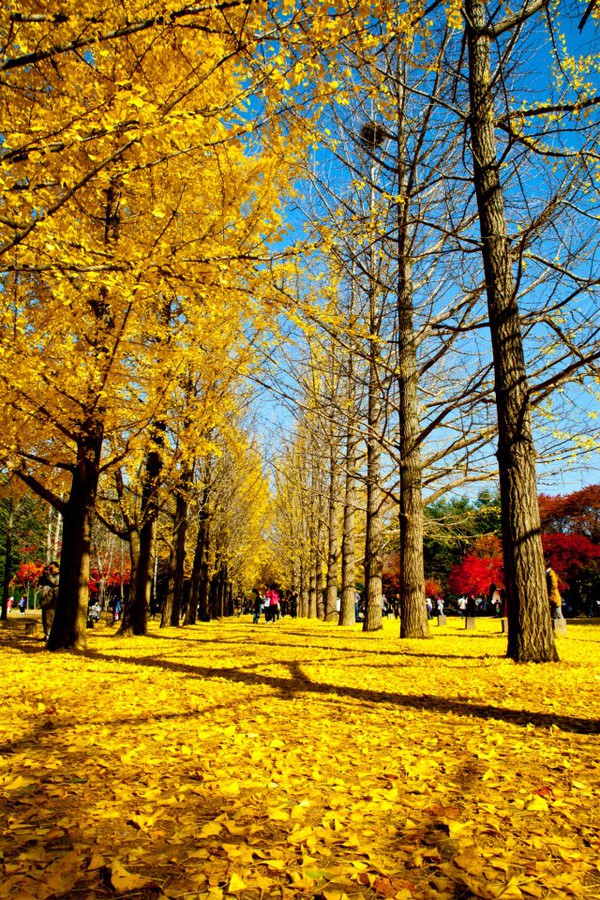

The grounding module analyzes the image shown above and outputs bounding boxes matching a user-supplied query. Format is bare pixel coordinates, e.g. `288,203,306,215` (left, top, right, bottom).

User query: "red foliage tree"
541,532,600,591
447,555,503,597
106,570,131,588
382,552,400,597
539,485,600,542
425,578,442,597
13,562,44,590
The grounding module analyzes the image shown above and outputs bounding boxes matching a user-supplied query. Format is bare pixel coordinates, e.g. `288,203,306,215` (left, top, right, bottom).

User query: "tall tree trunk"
299,558,309,618
363,334,383,632
315,507,325,620
465,0,557,662
398,265,428,639
47,423,103,650
46,504,53,565
209,568,219,619
120,432,163,636
308,540,317,619
340,420,357,627
161,543,176,627
53,508,62,561
198,515,211,620
189,490,210,625
1,495,14,622
325,446,341,622
119,531,140,634
171,479,189,626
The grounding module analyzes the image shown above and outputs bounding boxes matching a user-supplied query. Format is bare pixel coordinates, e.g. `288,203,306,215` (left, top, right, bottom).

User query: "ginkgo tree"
0,2,300,649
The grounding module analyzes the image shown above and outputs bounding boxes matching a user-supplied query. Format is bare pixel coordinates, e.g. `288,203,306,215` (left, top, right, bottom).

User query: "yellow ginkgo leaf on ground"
524,795,549,812
2,617,599,900
227,873,247,892
107,860,159,894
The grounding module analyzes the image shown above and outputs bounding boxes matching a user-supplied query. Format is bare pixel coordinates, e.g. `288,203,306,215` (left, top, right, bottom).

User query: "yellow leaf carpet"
1,616,599,900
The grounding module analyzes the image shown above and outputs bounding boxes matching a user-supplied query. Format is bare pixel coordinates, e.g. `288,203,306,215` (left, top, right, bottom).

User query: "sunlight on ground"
1,616,599,899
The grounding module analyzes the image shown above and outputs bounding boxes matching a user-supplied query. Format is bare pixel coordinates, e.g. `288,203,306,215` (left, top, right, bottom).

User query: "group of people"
425,567,566,621
251,587,298,623
426,596,445,619
6,595,28,615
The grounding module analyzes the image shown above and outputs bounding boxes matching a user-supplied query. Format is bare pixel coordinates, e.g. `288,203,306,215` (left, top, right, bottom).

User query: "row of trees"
0,0,318,646
269,1,600,661
1,2,599,661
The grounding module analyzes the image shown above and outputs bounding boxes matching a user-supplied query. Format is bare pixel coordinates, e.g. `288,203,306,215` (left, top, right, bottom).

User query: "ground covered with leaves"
1,615,599,900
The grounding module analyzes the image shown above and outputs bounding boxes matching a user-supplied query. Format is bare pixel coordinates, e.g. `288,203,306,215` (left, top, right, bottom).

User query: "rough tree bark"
299,559,309,618
47,422,104,650
119,431,163,636
465,0,557,662
325,455,341,622
398,259,428,639
363,325,384,632
188,482,210,624
1,495,13,622
340,384,358,627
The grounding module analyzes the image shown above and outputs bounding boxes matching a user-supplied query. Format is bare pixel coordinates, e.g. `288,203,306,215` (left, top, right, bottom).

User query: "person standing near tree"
546,566,564,620
252,588,262,624
39,562,59,640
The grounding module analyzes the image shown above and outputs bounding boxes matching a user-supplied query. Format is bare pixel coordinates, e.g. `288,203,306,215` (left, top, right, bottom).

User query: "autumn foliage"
1,617,599,900
12,562,44,590
447,555,504,597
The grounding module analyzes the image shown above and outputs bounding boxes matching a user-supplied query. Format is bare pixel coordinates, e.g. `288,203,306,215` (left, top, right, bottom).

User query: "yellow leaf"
227,873,247,892
268,807,289,821
200,820,223,837
108,860,157,893
524,796,549,812
221,781,240,796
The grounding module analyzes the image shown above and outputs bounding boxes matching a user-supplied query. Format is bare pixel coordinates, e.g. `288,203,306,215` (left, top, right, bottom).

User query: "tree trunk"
325,446,341,622
209,568,219,619
226,578,233,617
308,540,318,618
198,517,211,621
398,262,429,639
161,543,175,627
465,0,557,662
188,497,210,625
299,559,309,618
315,510,325,620
47,424,103,651
339,419,357,627
46,504,53,565
171,482,189,626
120,436,163,636
363,335,383,632
1,496,13,622
119,531,140,634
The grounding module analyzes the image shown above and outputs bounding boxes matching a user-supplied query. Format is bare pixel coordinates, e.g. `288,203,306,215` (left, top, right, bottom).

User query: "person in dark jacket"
39,561,59,640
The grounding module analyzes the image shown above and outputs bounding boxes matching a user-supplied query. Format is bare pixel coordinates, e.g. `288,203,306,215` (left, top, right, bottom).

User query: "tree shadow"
77,648,599,736
139,634,488,661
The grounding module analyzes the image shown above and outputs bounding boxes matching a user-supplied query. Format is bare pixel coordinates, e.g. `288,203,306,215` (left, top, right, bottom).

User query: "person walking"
252,588,262,624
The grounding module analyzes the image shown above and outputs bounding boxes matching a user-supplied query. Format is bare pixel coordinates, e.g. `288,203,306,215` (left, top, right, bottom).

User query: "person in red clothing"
264,586,280,622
